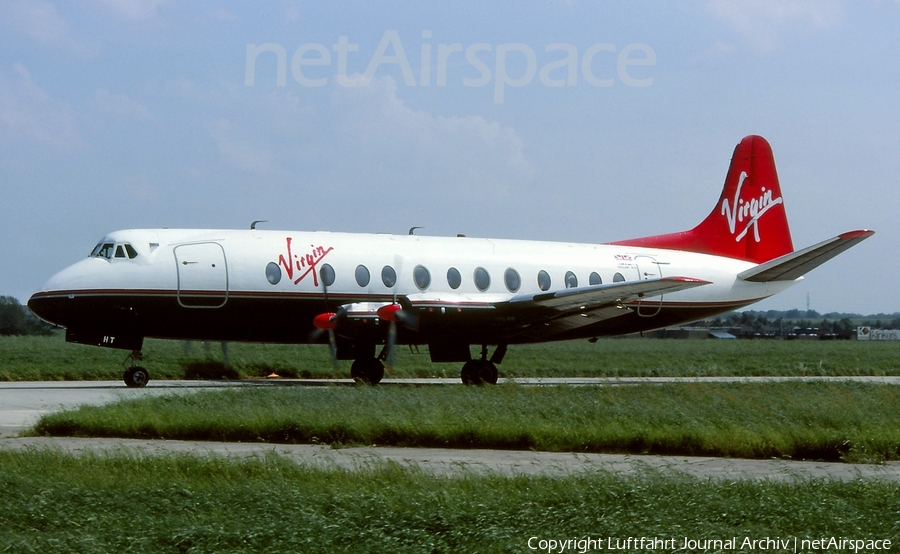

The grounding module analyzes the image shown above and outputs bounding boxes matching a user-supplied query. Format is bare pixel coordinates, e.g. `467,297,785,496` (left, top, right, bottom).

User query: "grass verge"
1,450,898,553
2,333,900,381
28,382,900,463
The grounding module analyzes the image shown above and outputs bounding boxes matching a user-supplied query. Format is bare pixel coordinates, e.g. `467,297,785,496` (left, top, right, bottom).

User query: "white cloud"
0,64,80,148
94,0,167,19
95,89,153,122
329,77,535,200
211,9,239,22
0,0,69,43
212,118,274,174
118,173,158,202
707,0,844,52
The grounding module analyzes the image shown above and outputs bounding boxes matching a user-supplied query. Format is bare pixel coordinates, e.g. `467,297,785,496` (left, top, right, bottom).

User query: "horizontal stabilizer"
510,276,711,312
738,229,874,282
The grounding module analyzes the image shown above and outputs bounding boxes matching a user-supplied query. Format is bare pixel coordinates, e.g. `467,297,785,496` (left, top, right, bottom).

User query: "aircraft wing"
498,276,711,339
738,229,874,282
507,276,711,311
332,277,711,343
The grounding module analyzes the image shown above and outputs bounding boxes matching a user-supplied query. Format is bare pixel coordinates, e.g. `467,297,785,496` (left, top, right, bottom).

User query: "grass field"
2,333,899,381
1,450,898,553
29,381,900,463
8,335,900,549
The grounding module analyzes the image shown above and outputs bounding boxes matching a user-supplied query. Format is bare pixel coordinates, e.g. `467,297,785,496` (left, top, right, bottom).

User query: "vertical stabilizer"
611,135,794,263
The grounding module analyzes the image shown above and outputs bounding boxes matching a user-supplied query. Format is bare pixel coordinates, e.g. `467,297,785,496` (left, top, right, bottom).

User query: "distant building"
857,327,900,341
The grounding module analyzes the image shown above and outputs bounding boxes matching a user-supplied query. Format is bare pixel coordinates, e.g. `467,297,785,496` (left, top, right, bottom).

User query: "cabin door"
174,242,228,308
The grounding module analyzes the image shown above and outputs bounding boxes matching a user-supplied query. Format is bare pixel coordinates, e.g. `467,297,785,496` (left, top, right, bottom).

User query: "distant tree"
0,296,26,335
773,318,785,336
0,296,53,336
837,318,855,336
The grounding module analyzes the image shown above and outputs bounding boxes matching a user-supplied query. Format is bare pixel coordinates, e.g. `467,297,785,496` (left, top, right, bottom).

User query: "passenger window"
447,267,461,289
382,265,397,288
590,272,602,285
613,272,625,282
266,262,282,285
474,267,490,291
414,265,431,290
319,264,335,287
537,270,551,291
504,268,521,292
565,271,578,288
124,244,139,259
355,265,370,287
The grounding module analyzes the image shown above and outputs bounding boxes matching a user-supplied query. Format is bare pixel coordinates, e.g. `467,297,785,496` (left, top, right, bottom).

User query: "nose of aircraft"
26,258,99,326
26,291,54,324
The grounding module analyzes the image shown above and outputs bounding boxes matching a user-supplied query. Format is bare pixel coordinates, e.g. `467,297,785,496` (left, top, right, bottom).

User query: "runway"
3,377,900,481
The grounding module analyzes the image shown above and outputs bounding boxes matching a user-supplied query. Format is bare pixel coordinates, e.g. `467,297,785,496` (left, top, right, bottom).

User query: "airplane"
27,135,873,388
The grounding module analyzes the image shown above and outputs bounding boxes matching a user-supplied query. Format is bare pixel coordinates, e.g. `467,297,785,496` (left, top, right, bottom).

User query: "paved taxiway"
3,378,900,481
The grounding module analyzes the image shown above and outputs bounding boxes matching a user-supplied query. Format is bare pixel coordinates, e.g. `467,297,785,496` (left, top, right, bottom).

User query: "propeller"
379,255,403,369
377,299,419,369
377,303,400,368
308,268,347,372
312,311,338,368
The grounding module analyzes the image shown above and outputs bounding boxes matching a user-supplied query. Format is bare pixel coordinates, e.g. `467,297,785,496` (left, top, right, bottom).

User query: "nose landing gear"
123,350,149,388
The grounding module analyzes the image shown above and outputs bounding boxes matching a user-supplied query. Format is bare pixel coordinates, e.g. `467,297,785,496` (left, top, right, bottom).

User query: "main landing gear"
123,350,149,388
345,343,506,386
460,344,505,385
350,356,385,386
460,359,498,385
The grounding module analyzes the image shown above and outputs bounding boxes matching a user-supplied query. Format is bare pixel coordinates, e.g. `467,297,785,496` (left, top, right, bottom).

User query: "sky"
1,0,897,315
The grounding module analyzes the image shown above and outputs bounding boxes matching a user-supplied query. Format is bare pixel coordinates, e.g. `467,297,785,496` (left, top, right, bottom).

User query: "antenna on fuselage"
408,226,423,235
250,220,268,230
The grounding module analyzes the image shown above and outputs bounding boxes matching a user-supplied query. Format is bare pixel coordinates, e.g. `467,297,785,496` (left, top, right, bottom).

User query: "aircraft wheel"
124,366,149,388
351,358,384,386
460,360,481,385
461,360,498,385
478,360,499,385
350,359,364,381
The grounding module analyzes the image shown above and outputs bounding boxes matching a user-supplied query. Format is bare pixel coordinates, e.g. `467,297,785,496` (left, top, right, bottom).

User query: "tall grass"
1,450,898,553
29,382,900,463
2,333,899,381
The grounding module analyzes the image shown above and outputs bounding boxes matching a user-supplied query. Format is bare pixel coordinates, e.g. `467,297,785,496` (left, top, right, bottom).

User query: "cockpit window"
93,243,115,259
90,241,138,260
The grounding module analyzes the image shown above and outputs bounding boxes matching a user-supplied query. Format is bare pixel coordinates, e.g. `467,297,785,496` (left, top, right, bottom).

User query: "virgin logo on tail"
721,171,783,243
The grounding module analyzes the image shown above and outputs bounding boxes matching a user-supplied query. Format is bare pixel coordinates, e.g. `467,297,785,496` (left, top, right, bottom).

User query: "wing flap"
526,305,634,336
508,276,711,312
738,229,874,282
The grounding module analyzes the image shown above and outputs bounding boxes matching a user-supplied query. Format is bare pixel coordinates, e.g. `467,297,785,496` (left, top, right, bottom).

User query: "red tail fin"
611,135,794,263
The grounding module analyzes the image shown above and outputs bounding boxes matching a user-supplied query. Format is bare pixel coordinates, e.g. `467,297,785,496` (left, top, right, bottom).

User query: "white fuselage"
30,228,795,348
